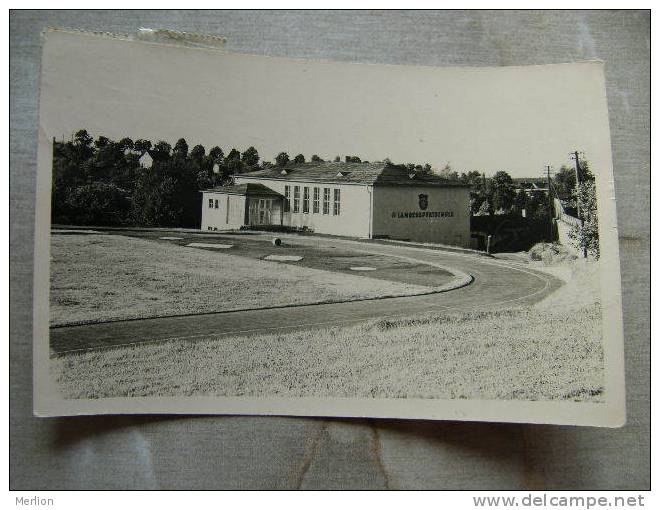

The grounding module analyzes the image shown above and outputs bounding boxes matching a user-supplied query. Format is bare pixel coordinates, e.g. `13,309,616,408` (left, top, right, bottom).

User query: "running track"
49,235,563,355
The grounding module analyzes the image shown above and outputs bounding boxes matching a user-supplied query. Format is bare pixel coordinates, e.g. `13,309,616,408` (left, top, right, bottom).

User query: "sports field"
51,233,604,402
50,233,435,326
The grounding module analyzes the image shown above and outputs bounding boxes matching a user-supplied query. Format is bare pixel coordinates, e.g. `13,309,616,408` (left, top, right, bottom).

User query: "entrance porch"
247,196,284,227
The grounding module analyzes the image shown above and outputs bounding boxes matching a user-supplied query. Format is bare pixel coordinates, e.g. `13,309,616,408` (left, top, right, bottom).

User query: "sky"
40,30,613,178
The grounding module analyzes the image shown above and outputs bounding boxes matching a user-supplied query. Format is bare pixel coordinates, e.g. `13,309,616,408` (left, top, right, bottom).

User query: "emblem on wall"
418,194,429,211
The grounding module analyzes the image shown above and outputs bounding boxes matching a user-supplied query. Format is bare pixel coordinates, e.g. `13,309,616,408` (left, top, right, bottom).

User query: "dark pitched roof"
236,162,469,187
202,183,283,197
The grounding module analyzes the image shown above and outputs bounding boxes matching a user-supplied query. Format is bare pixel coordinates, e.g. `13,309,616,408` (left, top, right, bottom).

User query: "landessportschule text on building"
201,161,471,247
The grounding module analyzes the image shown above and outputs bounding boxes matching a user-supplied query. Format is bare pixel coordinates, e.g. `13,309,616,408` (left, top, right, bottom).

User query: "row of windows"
284,185,340,216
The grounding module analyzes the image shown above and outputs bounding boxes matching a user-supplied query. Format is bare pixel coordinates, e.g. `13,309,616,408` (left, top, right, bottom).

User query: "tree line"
51,130,598,256
436,159,598,257
53,131,281,227
435,165,551,219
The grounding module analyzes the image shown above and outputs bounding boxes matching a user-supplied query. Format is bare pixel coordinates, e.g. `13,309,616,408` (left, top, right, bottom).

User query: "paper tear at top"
136,28,227,49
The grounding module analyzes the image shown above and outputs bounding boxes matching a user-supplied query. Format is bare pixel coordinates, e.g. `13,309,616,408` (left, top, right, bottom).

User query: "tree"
345,155,361,163
94,136,111,149
311,154,323,162
470,174,492,215
223,148,243,175
226,148,241,161
241,146,259,167
209,146,224,161
553,165,576,199
118,137,134,151
74,129,93,147
421,163,433,175
333,156,341,162
513,190,528,214
569,174,599,258
132,155,199,227
275,152,290,166
438,163,459,181
66,182,132,226
173,138,189,159
152,141,172,161
553,159,594,205
134,139,152,154
460,170,483,186
293,154,305,164
475,200,492,216
190,144,206,162
188,144,208,188
71,129,95,163
491,171,516,213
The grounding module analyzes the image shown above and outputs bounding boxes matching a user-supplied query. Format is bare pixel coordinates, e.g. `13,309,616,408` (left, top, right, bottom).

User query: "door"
256,199,272,225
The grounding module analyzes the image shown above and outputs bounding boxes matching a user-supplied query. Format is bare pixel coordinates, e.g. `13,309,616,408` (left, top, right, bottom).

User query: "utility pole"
570,150,588,258
571,151,582,220
545,165,554,241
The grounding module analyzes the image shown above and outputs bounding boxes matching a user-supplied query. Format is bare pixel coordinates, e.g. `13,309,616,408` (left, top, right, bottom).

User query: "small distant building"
139,151,153,168
201,161,471,247
512,177,548,196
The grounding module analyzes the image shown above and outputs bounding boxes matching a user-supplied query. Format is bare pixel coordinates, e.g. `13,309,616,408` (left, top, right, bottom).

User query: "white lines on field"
186,242,234,249
264,255,303,262
159,236,183,240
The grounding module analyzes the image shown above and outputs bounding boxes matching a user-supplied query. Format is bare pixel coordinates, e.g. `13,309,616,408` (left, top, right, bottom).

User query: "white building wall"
372,186,471,247
234,177,372,238
201,192,246,230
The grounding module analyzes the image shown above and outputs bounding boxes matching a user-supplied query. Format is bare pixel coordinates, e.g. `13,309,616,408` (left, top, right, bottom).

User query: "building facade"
201,183,284,231
201,161,471,247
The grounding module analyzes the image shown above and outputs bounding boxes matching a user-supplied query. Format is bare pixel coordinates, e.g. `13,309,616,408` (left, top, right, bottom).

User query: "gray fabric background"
10,10,650,490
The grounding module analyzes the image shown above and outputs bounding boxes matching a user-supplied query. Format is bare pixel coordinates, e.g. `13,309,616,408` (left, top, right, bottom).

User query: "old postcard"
33,28,625,426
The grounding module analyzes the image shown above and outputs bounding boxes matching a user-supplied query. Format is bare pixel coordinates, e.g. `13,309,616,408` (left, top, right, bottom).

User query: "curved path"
49,237,563,355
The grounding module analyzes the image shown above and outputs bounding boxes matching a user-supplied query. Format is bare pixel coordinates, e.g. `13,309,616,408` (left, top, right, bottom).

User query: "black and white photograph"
32,27,625,426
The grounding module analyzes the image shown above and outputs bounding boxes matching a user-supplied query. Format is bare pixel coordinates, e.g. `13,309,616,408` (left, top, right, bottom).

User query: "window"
333,189,341,216
303,187,310,213
313,187,320,213
284,185,291,212
293,186,300,213
215,199,219,209
208,198,213,208
323,188,330,214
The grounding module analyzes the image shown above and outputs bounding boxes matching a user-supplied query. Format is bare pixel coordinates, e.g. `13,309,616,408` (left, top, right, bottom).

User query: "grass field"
52,303,603,401
52,257,604,402
121,230,456,287
50,233,431,326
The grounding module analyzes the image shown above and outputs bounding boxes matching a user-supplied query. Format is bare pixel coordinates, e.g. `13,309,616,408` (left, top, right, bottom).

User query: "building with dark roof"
201,161,471,246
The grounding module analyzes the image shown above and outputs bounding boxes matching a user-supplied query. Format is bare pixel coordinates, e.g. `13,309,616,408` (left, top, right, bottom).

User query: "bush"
63,182,131,226
528,242,576,264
